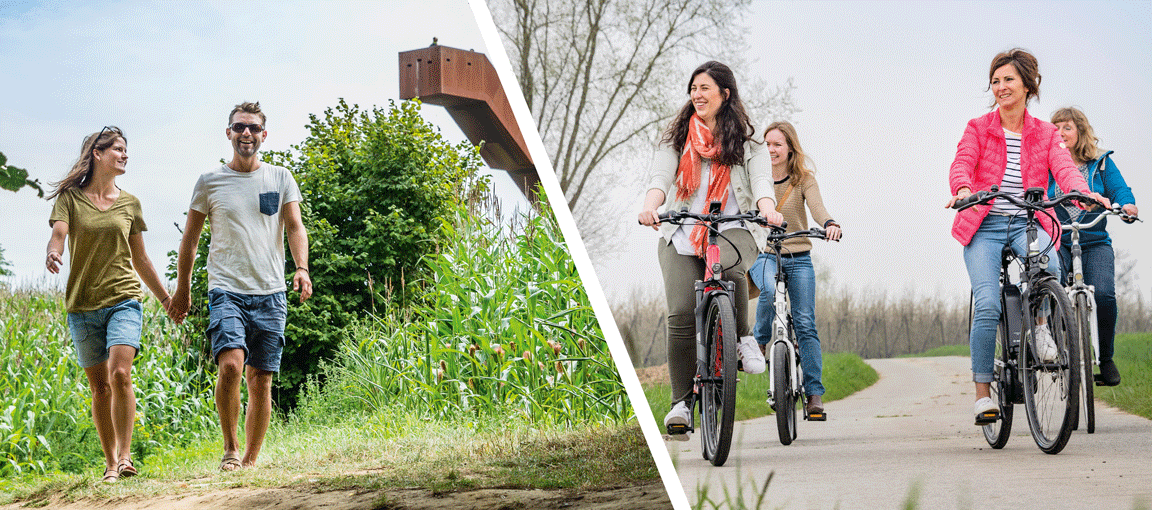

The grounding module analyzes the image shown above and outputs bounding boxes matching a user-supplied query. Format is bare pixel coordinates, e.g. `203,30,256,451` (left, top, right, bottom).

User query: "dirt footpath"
666,356,1152,509
1,481,672,509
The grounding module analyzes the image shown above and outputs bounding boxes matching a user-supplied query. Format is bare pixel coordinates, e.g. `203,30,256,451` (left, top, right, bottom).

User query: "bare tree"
489,0,797,260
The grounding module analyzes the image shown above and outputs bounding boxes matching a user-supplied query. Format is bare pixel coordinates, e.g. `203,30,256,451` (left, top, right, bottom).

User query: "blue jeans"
207,288,287,372
67,299,143,368
965,215,1061,383
1059,243,1116,363
749,251,824,396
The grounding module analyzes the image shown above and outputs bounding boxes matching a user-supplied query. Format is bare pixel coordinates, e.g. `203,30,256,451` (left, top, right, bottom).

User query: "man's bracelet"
296,267,309,273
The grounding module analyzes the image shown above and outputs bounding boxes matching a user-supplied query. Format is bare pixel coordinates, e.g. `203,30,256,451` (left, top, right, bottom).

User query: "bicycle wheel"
773,341,797,445
699,294,737,466
982,311,1014,448
1022,278,1079,454
1074,293,1095,434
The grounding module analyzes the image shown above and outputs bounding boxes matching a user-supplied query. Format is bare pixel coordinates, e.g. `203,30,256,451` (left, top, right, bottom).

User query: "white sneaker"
1034,324,1058,363
974,396,999,425
663,401,692,441
738,336,766,374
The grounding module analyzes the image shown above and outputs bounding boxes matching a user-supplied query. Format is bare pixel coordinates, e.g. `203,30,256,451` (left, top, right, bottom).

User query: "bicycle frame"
691,228,736,413
1061,213,1108,367
765,257,799,410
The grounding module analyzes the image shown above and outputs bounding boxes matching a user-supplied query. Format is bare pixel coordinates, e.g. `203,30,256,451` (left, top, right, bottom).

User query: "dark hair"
47,127,126,200
229,101,266,125
987,48,1041,108
660,61,755,167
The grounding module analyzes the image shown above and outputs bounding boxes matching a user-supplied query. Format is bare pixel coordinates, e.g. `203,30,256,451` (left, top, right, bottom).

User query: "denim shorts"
67,299,143,368
207,288,287,372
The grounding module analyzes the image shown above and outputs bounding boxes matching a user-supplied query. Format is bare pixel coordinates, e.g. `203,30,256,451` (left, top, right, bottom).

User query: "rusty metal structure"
399,45,539,201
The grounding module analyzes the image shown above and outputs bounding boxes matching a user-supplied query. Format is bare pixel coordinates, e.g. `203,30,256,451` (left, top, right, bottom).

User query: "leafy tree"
172,99,485,410
2,151,44,276
489,0,797,259
0,151,44,197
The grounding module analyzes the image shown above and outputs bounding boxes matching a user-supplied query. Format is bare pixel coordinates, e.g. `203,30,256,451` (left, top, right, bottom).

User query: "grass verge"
898,344,970,358
642,352,878,422
1096,332,1151,420
0,416,657,506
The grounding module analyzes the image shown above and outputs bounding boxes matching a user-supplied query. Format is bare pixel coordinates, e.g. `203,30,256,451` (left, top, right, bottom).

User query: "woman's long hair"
47,127,124,201
660,61,755,167
1051,107,1101,165
762,121,813,184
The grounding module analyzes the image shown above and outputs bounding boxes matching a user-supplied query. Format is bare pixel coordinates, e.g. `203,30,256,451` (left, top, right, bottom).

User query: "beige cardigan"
770,172,835,254
645,140,775,249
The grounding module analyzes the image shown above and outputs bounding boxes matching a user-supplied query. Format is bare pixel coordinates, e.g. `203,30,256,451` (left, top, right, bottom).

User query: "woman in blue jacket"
1049,107,1139,386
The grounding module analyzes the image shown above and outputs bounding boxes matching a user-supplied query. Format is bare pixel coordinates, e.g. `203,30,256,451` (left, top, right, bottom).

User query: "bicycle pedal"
975,410,999,425
666,423,692,436
806,412,827,421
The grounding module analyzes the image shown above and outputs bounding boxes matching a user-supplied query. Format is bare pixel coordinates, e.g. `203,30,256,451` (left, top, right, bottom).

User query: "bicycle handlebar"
657,208,777,228
1061,203,1142,231
764,226,838,242
952,186,1097,212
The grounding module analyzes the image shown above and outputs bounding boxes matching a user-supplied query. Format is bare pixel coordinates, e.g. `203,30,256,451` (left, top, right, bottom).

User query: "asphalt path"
664,356,1152,509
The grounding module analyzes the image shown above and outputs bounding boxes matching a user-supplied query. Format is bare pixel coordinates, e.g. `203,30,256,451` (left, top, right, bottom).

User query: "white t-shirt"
190,163,302,295
670,160,741,256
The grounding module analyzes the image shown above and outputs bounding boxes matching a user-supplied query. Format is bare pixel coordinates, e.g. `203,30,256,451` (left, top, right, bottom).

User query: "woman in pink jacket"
946,49,1107,425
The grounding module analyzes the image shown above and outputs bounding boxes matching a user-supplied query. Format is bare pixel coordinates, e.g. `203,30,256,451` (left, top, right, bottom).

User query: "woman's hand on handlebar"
759,208,784,227
637,208,661,230
824,224,842,241
1078,191,1111,211
946,187,972,209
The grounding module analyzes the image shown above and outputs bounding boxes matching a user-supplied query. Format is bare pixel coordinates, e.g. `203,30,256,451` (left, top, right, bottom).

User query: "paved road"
665,356,1152,509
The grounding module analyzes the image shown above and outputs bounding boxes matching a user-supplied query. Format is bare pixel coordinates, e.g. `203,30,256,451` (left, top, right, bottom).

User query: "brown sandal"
219,454,242,472
102,468,119,483
117,458,137,478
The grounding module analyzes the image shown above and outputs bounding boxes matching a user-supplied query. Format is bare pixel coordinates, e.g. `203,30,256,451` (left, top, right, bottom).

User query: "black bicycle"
657,201,767,466
954,186,1080,454
761,226,835,445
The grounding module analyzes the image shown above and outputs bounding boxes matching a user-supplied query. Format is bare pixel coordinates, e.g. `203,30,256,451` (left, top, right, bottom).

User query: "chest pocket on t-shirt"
259,191,280,216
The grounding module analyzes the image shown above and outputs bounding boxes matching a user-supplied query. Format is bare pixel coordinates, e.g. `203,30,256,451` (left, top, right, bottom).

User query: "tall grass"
0,288,216,477
295,206,630,429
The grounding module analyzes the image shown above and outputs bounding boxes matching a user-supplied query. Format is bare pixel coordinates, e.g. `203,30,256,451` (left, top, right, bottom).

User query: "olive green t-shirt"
49,188,147,312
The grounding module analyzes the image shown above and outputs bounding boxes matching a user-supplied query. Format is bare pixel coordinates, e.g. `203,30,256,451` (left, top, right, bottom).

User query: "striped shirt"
990,128,1024,215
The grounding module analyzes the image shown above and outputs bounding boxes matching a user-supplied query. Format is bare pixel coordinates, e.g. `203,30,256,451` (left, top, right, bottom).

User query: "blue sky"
602,0,1152,302
0,0,527,285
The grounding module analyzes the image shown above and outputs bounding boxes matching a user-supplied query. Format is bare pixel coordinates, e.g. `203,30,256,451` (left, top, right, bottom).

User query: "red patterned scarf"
674,114,731,257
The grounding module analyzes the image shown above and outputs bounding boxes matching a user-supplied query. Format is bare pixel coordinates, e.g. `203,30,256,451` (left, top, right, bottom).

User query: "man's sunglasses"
229,123,264,134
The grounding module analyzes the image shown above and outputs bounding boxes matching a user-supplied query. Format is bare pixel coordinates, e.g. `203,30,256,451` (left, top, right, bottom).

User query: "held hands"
293,268,313,303
167,288,190,324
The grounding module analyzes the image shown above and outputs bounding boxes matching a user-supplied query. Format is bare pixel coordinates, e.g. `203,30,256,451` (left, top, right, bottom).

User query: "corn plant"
0,288,216,477
301,207,631,427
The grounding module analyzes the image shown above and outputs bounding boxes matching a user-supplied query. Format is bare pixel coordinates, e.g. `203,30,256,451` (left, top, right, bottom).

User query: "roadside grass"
643,352,878,423
898,344,970,357
1095,333,1151,420
0,417,655,505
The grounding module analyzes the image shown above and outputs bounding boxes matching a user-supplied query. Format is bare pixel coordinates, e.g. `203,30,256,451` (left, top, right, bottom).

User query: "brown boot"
805,394,824,415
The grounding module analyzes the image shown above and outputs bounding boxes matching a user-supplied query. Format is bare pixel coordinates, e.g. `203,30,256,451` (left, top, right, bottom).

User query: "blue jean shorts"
67,299,143,368
207,288,287,372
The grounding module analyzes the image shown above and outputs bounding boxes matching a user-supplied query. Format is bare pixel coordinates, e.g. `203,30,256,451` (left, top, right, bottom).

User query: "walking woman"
1048,107,1138,386
637,61,783,439
945,49,1107,425
748,121,841,416
45,127,171,482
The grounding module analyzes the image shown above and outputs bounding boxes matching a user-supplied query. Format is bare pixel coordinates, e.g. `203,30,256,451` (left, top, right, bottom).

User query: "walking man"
169,101,312,471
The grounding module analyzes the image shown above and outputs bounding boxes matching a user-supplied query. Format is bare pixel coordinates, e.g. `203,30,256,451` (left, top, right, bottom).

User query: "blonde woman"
45,127,171,482
748,121,841,416
1048,107,1138,386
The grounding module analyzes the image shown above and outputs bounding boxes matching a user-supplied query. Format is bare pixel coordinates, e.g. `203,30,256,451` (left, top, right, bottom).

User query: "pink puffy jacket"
949,109,1089,247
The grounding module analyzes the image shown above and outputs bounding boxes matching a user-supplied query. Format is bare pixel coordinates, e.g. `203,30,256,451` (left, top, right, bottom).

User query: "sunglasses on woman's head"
229,123,264,134
94,125,122,143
